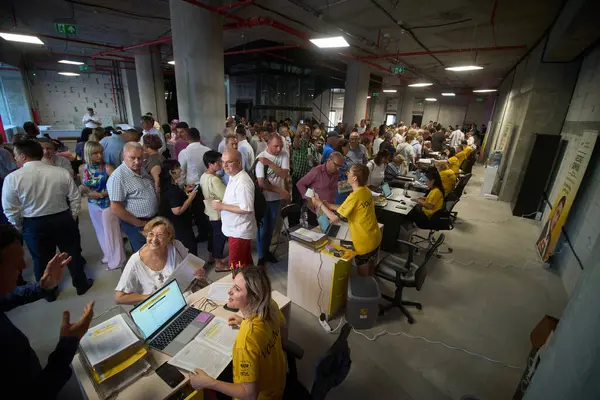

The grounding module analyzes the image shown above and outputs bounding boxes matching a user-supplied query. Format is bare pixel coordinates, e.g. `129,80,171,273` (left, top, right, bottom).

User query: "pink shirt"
173,139,189,160
296,164,338,204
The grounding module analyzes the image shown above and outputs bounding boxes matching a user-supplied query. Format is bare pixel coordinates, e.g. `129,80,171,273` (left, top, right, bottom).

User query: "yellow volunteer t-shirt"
464,146,473,157
233,301,286,400
448,157,460,174
337,186,382,255
439,169,457,195
455,151,466,165
423,187,444,217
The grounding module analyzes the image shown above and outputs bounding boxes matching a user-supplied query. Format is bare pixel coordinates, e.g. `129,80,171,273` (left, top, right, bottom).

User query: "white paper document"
172,253,206,292
207,282,232,302
290,227,326,242
80,314,140,366
169,317,239,378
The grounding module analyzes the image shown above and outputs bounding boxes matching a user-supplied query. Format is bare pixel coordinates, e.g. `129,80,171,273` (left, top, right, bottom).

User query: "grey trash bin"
345,276,380,330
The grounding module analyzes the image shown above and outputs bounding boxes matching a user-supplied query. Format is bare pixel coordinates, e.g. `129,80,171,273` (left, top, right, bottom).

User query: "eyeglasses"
329,159,344,168
146,232,166,240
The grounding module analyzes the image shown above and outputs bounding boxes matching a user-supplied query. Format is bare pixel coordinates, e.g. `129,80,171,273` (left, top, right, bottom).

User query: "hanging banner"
536,130,598,262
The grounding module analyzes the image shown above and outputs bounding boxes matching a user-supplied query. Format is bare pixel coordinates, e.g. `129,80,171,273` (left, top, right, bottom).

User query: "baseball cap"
326,131,339,138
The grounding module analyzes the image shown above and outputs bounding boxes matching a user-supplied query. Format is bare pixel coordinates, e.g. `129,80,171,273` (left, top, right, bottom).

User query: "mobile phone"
395,205,407,210
192,183,201,193
155,362,185,388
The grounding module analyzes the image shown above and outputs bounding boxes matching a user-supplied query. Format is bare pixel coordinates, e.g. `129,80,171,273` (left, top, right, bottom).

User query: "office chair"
410,205,454,255
453,173,472,197
281,203,302,236
376,234,445,324
445,192,461,223
282,324,352,400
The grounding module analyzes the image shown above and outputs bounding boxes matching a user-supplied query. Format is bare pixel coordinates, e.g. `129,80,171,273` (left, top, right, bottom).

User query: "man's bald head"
222,149,242,175
123,142,143,172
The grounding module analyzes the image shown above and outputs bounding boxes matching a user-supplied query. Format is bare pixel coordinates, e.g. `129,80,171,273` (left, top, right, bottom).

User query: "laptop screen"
381,182,392,198
130,280,186,339
318,213,331,233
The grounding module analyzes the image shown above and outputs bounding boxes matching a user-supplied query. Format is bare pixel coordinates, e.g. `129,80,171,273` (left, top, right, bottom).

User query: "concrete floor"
7,164,568,400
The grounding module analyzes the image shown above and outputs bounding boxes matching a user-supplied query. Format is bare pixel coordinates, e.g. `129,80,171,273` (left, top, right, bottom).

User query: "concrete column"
134,45,167,125
170,0,225,150
342,60,369,126
121,68,141,126
396,86,406,124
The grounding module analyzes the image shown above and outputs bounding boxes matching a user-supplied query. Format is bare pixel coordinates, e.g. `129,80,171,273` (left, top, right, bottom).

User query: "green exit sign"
55,23,77,35
78,64,89,72
476,97,484,103
372,92,380,97
392,65,405,74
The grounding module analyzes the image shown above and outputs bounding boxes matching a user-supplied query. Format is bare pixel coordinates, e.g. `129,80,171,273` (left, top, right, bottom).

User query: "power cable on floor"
328,317,524,370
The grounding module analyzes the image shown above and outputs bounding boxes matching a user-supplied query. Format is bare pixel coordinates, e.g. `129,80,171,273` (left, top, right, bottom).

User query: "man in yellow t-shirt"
313,164,382,276
436,160,457,196
233,304,286,400
455,147,467,166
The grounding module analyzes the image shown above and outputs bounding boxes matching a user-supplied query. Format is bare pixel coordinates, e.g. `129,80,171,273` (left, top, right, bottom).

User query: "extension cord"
319,313,332,333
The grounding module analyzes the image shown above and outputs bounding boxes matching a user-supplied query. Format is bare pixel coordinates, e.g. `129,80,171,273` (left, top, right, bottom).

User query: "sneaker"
257,258,266,267
264,252,278,263
76,279,94,296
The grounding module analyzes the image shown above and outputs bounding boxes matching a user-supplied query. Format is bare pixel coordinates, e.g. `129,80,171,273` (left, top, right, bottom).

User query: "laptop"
381,182,401,201
318,213,349,240
130,280,210,356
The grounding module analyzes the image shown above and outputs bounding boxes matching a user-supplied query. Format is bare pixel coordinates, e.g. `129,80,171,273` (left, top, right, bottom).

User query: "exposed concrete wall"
545,44,600,295
30,70,117,128
121,68,141,126
342,60,369,126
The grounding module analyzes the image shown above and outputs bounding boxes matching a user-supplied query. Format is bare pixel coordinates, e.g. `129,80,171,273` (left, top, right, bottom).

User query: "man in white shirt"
236,126,255,173
107,142,158,252
357,119,366,134
255,133,290,265
450,125,464,149
82,107,101,129
140,115,166,154
212,150,255,268
2,139,92,301
178,126,211,242
38,138,74,177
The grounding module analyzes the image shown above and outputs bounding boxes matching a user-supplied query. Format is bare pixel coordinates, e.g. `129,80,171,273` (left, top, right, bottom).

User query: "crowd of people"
0,110,481,399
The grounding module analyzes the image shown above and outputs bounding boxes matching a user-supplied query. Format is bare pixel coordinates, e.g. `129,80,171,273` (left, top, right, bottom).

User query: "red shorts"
228,237,254,269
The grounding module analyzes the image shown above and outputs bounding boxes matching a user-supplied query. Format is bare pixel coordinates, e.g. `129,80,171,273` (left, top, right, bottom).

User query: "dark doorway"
411,114,423,126
235,100,253,121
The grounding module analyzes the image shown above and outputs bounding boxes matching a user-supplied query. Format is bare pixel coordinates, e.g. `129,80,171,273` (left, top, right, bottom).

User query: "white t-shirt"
256,150,289,202
221,170,256,239
366,160,386,187
237,139,255,172
373,137,384,154
115,240,188,295
450,130,464,148
82,113,101,128
396,142,415,161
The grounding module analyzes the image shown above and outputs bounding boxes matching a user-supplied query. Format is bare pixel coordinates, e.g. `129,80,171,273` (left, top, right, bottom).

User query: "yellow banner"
536,130,598,261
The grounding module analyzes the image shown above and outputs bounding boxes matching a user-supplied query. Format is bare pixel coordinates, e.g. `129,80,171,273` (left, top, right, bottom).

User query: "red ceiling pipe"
218,0,253,11
359,45,526,60
181,0,245,22
92,37,173,58
223,16,270,30
37,33,121,49
0,67,19,71
224,44,302,55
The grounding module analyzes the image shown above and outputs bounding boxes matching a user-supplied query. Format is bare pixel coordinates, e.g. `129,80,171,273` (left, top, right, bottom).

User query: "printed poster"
536,130,598,261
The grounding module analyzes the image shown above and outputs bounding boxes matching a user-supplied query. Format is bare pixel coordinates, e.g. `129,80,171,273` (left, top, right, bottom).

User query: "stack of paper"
169,317,239,378
290,227,329,250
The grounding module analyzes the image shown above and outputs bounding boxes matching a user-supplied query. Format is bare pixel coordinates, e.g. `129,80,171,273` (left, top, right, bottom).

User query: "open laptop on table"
381,182,403,201
317,213,349,240
130,279,211,356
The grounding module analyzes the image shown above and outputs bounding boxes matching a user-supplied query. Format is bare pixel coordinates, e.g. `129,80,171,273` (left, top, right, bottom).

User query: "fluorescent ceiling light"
425,98,437,102
367,96,371,99
309,36,349,48
58,72,80,76
408,82,433,87
383,89,397,93
58,60,84,65
445,65,483,72
0,32,44,45
441,93,456,96
473,89,497,93
168,60,175,65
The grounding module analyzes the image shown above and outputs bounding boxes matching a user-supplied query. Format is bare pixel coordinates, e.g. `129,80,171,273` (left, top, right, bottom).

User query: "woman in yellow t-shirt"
446,147,460,174
408,170,445,228
313,164,382,276
436,160,457,196
189,267,286,400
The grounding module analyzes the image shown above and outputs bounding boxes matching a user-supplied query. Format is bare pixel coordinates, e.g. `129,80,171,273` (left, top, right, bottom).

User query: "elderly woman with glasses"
114,217,199,305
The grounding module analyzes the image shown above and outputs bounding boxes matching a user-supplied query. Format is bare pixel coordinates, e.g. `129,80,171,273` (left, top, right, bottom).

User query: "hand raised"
40,252,71,290
60,301,95,339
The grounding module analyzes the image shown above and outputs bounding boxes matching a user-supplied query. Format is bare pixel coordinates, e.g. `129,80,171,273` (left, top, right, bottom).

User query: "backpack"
248,159,268,227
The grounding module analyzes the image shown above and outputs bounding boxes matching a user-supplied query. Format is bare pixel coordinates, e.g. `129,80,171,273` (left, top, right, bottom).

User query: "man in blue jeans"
107,142,158,252
255,133,290,266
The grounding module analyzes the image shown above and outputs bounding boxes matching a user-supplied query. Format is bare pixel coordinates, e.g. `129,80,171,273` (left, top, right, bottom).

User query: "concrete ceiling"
0,0,567,91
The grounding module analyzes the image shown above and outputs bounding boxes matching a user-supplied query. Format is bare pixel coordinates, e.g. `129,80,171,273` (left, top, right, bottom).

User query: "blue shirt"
321,143,334,164
0,282,79,398
100,134,125,168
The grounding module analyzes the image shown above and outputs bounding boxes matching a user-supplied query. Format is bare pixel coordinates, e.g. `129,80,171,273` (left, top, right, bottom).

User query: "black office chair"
376,234,445,324
445,192,461,223
281,203,302,236
453,173,472,197
283,324,352,400
410,205,454,255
